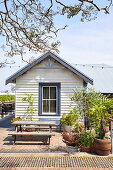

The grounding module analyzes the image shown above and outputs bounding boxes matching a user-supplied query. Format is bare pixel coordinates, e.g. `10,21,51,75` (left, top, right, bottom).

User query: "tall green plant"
22,93,35,121
71,88,108,129
89,99,113,138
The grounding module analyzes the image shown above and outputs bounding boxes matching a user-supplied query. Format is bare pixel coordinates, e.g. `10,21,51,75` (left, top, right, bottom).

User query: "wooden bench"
8,132,55,144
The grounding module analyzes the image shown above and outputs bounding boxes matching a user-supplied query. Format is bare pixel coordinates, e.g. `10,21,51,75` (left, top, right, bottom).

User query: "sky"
58,11,113,64
0,3,113,92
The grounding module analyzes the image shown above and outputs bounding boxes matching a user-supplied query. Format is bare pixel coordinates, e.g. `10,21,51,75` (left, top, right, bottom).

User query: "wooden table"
12,121,57,132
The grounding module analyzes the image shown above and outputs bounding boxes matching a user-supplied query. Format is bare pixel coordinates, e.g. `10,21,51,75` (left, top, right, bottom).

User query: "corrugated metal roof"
74,64,113,94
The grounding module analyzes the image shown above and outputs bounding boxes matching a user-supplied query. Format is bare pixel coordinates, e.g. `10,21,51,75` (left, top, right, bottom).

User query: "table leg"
49,125,52,132
20,125,22,132
48,136,50,144
13,135,16,144
38,125,40,132
15,125,17,132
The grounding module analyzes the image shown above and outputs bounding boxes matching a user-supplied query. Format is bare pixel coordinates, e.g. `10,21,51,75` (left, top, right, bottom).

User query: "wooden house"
6,52,93,124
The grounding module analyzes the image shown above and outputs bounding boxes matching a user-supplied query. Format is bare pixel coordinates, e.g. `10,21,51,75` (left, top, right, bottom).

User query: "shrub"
73,122,84,134
61,109,80,126
11,117,22,123
0,95,15,102
71,87,113,131
80,129,96,147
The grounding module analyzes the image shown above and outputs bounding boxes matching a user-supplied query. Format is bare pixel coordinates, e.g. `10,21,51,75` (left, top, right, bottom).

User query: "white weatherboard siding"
15,59,83,122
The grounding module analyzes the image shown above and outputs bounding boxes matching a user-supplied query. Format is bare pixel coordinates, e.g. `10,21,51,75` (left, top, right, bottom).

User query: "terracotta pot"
94,138,111,156
90,145,96,153
62,132,79,146
80,145,91,152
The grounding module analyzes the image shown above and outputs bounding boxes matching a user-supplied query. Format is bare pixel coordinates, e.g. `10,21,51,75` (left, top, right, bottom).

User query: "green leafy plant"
61,109,82,146
0,95,15,102
73,122,84,134
89,99,113,139
22,93,36,121
80,129,96,147
61,109,80,126
71,87,113,139
11,117,22,123
71,88,111,129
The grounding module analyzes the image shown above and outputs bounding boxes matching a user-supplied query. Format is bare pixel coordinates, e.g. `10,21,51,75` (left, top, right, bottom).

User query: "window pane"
43,87,49,99
43,100,49,112
50,100,56,113
50,87,56,99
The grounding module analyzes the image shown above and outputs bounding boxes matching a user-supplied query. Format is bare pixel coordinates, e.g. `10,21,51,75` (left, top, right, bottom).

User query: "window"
39,83,60,115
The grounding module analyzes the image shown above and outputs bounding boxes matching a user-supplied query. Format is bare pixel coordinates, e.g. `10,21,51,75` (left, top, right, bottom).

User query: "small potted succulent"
62,122,84,146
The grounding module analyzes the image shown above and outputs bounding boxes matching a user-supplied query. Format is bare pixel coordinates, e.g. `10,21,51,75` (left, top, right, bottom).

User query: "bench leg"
49,125,52,133
48,136,51,144
20,125,22,132
15,125,17,131
13,135,16,144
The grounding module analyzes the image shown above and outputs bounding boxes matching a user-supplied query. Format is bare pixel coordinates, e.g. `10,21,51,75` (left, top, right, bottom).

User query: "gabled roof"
6,52,93,85
74,64,113,94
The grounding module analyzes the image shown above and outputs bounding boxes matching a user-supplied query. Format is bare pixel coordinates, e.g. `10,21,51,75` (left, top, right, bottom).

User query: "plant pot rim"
80,145,91,148
94,137,111,141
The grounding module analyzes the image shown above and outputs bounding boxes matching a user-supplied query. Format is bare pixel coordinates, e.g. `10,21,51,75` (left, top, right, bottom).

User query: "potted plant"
94,117,111,156
62,122,84,145
61,109,81,132
89,99,113,156
71,87,113,155
62,132,80,152
61,109,82,152
80,129,96,152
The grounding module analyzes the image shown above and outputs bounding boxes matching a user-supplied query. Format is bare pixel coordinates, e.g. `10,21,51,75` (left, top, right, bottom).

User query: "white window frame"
42,86,57,115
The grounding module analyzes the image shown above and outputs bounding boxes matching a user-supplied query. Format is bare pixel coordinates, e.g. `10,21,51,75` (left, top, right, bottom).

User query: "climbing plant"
22,93,35,120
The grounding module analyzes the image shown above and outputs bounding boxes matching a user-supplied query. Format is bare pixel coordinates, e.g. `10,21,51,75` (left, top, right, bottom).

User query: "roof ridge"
6,52,93,85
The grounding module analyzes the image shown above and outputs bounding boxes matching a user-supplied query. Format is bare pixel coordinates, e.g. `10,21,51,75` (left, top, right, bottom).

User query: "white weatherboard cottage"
6,52,93,124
